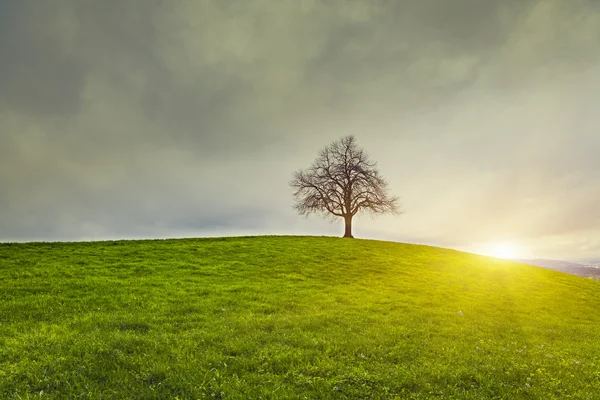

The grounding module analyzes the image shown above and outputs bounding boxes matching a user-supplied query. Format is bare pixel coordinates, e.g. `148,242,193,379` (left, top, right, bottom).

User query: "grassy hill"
1,236,600,399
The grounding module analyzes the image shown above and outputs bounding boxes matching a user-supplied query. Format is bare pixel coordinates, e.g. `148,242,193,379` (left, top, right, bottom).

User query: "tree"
290,135,401,238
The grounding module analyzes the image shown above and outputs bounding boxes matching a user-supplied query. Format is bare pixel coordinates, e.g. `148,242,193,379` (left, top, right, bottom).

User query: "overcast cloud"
1,0,599,261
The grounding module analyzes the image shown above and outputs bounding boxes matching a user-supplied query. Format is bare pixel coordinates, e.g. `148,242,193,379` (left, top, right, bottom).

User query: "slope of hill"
514,258,600,280
2,236,600,399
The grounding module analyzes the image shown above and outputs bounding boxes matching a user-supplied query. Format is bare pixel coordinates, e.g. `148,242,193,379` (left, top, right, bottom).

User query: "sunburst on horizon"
480,242,523,260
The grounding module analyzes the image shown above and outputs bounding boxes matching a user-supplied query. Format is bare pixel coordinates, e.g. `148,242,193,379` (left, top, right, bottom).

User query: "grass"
1,235,600,399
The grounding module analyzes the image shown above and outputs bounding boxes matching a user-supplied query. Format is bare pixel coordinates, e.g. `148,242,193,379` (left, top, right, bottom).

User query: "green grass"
1,236,600,399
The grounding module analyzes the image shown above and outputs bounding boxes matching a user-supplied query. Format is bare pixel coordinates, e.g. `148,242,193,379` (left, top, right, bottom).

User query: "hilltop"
2,236,600,399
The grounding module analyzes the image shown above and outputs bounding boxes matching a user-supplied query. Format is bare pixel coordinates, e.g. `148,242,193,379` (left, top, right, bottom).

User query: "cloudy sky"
1,0,599,261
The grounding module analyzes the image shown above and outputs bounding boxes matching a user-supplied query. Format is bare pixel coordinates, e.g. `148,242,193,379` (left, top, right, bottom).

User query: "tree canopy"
290,135,401,238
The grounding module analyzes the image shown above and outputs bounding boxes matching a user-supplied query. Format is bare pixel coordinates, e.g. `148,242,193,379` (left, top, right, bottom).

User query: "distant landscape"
515,259,600,281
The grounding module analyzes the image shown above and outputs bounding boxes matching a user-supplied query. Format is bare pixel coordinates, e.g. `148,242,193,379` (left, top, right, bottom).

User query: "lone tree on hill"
290,135,401,238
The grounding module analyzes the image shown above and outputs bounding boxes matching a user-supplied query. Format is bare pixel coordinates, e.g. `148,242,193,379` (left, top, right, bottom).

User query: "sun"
485,242,520,259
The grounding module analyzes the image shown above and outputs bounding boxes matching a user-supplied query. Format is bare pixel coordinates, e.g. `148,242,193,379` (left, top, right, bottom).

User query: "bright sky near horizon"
1,0,599,262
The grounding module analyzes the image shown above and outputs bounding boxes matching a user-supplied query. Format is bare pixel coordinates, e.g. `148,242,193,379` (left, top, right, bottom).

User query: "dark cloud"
1,0,599,261
0,1,84,116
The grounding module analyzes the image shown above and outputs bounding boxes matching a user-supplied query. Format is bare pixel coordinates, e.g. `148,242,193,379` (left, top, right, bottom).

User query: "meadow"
1,236,600,399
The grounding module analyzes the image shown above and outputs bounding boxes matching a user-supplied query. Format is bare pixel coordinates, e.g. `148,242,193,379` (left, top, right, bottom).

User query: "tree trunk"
343,215,353,238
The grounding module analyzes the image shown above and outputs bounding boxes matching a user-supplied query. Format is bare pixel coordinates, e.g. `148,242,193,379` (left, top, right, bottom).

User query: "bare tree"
290,135,401,238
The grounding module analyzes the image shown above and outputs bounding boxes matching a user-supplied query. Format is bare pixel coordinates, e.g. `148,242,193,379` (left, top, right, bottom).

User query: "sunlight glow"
485,242,521,259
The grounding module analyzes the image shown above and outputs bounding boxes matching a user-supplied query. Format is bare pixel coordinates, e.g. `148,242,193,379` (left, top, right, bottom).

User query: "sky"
1,0,599,262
